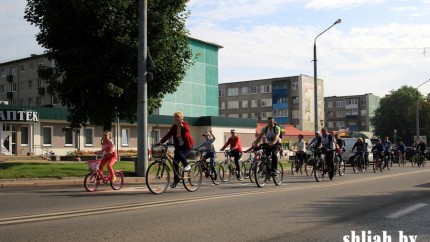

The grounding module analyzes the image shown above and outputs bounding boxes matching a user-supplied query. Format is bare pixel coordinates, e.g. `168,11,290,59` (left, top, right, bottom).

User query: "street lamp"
313,19,342,132
415,78,430,142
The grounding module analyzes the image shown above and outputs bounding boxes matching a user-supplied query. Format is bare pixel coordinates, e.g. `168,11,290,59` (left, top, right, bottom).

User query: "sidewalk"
0,176,146,188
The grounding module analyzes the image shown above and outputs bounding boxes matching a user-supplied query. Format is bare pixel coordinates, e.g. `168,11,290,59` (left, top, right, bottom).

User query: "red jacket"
221,136,242,152
160,121,194,149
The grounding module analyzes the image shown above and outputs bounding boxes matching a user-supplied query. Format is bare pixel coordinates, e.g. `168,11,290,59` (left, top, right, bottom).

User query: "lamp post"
415,78,430,142
393,129,397,145
313,19,341,132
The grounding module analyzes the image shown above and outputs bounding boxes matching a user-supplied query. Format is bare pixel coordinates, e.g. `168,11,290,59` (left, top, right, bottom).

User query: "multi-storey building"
324,93,380,133
218,75,324,132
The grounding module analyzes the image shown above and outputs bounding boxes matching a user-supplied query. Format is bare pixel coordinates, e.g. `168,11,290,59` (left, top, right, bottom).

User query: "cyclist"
159,111,194,188
397,140,406,162
220,129,243,179
307,132,322,149
315,128,336,178
382,136,393,162
253,117,282,177
417,140,427,159
334,132,345,165
351,138,366,168
98,131,118,182
195,130,218,180
372,139,386,166
290,134,306,172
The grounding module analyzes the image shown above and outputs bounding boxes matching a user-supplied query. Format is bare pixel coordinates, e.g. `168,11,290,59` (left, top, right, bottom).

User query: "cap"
230,129,236,133
202,132,210,136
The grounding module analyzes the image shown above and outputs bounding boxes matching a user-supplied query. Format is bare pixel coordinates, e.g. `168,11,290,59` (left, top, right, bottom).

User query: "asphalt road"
1,165,429,242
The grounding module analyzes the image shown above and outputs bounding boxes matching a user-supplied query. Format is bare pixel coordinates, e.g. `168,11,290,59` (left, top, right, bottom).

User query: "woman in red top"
98,131,118,182
159,111,194,188
220,129,243,179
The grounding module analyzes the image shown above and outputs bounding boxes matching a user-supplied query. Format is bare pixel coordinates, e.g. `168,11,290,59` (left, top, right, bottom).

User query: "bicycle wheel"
241,162,249,179
84,172,99,192
254,160,267,188
314,161,324,182
183,161,202,192
211,163,224,185
338,159,345,176
351,157,358,173
110,171,124,190
146,161,170,195
290,158,297,175
249,162,256,183
305,158,314,176
222,161,231,182
273,162,283,186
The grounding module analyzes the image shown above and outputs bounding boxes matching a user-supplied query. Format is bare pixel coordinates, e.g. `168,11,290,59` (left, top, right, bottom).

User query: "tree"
25,0,193,130
370,85,430,145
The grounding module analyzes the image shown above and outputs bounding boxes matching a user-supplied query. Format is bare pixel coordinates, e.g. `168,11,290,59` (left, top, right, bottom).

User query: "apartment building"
218,75,324,132
324,93,380,133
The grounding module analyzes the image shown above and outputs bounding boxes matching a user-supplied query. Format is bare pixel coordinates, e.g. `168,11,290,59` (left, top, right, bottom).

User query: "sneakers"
170,182,177,188
183,165,191,172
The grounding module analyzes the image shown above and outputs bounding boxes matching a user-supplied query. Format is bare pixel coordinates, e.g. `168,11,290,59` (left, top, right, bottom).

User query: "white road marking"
386,203,428,218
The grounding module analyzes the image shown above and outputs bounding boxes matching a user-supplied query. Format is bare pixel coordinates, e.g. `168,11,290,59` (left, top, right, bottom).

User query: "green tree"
25,0,193,130
370,85,430,145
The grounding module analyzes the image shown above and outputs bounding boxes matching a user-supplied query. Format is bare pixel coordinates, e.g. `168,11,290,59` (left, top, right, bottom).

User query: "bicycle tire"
305,158,314,176
183,161,202,192
350,156,357,173
249,162,256,183
222,161,231,182
314,161,324,182
84,172,99,192
241,162,249,179
211,163,224,185
255,160,267,188
110,171,124,190
291,159,296,175
146,160,170,195
273,162,283,186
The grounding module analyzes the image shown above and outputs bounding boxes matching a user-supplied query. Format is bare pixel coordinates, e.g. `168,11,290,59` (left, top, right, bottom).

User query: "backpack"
265,124,283,139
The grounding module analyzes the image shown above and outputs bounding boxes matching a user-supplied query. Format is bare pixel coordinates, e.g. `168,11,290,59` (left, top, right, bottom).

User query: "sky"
1,0,430,97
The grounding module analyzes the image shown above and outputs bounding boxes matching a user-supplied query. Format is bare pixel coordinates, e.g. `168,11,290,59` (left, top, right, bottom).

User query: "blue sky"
1,0,430,97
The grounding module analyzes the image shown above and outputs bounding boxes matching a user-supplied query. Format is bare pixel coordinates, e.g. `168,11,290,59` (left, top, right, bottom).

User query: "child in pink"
98,131,118,181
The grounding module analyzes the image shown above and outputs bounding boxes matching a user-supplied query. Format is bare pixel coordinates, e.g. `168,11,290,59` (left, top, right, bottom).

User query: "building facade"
0,38,259,157
218,75,324,132
324,93,380,133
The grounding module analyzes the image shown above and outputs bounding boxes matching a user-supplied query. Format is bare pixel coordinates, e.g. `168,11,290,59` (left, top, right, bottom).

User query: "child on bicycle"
195,130,218,180
98,131,118,182
220,129,243,179
290,134,306,172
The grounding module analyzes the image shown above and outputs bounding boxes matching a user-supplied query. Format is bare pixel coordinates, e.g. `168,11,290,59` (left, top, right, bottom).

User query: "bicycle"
221,150,244,182
290,150,305,175
314,148,335,182
351,151,365,173
304,148,318,176
398,151,406,167
241,150,262,183
194,149,225,185
415,151,427,167
372,151,385,173
84,155,124,192
335,151,345,176
253,143,284,188
145,143,202,195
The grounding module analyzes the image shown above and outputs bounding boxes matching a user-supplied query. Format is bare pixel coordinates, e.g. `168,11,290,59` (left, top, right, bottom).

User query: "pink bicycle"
84,155,124,192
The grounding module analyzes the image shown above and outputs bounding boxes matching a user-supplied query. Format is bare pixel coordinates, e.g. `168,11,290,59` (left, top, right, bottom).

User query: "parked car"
342,138,374,163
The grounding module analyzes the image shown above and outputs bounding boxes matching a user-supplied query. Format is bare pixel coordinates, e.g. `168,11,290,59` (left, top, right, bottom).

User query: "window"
241,87,248,95
220,102,225,109
0,85,4,94
29,63,33,71
37,79,43,88
346,99,358,105
336,111,345,117
274,109,288,117
11,67,17,76
64,128,73,146
242,113,248,118
121,128,129,146
0,68,4,77
227,88,238,96
261,112,272,119
28,97,33,106
292,82,299,90
251,100,258,108
85,128,94,146
227,101,239,109
251,86,258,94
11,83,17,92
42,126,53,146
328,111,334,117
52,96,60,105
361,99,366,106
252,113,258,119
261,98,272,107
20,65,25,72
345,109,358,115
292,110,299,119
228,114,239,118
327,101,333,108
277,97,288,104
21,126,29,145
36,97,43,106
347,120,358,126
219,89,225,97
241,100,248,108
336,121,345,127
361,121,367,126
28,80,32,88
152,130,160,145
361,109,367,116
19,81,24,90
260,85,271,93
292,96,299,104
336,100,345,107
328,121,334,128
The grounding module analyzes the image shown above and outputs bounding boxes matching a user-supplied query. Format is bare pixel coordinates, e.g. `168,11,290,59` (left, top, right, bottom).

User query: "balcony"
6,75,13,82
273,103,288,110
6,92,13,99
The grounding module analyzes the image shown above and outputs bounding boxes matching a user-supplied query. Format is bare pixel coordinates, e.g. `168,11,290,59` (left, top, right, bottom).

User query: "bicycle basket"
87,160,100,172
151,146,167,158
